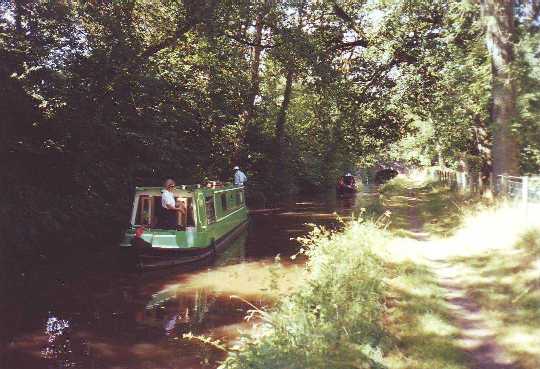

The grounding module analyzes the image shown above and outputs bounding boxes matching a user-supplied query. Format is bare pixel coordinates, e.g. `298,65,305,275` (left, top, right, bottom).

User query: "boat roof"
135,183,240,195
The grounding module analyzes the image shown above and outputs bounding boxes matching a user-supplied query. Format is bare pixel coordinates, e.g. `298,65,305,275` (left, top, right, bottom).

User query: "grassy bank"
374,176,480,237
220,220,390,369
218,178,471,369
382,259,469,369
214,176,540,369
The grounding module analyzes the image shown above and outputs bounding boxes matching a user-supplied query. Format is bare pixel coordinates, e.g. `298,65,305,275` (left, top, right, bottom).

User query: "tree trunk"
482,0,519,177
13,0,24,33
436,143,444,167
234,11,264,164
272,66,294,189
275,67,294,155
245,12,264,127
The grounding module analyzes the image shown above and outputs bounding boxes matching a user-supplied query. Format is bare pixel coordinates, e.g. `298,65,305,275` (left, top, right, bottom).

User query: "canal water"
1,191,375,369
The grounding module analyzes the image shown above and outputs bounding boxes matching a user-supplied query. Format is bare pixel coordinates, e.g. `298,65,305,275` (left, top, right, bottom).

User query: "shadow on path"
432,261,520,369
393,182,523,369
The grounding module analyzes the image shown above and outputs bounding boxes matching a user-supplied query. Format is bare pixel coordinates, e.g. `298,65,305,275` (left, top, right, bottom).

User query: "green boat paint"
120,184,248,268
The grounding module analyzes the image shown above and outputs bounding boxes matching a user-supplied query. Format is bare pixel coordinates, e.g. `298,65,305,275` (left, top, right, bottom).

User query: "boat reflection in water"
134,229,302,337
136,231,248,338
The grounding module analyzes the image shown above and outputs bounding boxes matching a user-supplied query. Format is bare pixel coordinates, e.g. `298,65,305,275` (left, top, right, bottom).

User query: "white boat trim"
213,187,243,194
216,206,245,222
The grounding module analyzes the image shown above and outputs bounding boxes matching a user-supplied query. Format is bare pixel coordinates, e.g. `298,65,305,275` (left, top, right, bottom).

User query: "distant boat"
374,168,398,184
336,175,357,196
119,183,248,270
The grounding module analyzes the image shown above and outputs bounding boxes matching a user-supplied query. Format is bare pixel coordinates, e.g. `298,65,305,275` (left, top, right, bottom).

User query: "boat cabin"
130,184,246,231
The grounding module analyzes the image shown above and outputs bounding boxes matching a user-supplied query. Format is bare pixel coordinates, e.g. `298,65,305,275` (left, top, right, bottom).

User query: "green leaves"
221,221,389,369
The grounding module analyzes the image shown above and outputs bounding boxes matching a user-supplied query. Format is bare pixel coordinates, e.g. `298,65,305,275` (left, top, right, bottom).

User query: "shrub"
220,220,390,369
378,176,411,195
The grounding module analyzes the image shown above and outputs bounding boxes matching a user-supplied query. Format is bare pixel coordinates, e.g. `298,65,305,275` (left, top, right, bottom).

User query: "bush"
220,220,390,369
378,176,411,195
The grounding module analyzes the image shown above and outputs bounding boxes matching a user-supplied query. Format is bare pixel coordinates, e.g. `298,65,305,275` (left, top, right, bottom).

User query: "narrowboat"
336,174,357,196
120,183,248,269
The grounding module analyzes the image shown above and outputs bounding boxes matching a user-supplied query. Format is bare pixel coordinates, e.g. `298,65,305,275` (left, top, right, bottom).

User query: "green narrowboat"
120,183,248,269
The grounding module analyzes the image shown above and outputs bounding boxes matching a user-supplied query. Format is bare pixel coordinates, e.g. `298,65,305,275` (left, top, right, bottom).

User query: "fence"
429,167,540,207
494,175,540,205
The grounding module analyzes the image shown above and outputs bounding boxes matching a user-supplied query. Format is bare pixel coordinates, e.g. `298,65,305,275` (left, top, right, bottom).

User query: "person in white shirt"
160,179,184,229
233,166,247,186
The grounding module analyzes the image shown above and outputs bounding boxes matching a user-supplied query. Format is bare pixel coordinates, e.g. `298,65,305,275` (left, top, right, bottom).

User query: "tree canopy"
1,0,539,268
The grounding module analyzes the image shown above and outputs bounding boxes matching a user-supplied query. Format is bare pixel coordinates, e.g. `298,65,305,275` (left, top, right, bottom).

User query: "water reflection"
41,315,71,360
2,191,374,369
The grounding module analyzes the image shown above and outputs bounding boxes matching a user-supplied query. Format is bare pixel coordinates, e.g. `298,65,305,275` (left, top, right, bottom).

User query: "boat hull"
336,185,356,195
124,220,249,270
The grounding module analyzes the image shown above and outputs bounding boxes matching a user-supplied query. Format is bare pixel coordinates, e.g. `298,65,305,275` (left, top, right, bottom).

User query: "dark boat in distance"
374,168,399,184
336,173,357,195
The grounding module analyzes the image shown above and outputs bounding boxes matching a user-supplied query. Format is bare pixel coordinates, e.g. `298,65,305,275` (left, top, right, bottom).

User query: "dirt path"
405,190,430,240
429,260,517,369
405,198,520,369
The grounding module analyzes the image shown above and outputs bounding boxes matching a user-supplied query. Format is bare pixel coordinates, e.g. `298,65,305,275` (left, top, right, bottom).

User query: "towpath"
390,184,523,369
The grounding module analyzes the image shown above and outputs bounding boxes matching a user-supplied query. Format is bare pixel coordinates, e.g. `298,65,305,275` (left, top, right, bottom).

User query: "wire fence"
495,175,540,204
429,167,540,207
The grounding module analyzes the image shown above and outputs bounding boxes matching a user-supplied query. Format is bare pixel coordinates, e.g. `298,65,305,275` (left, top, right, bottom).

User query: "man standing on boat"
160,179,184,230
233,166,247,187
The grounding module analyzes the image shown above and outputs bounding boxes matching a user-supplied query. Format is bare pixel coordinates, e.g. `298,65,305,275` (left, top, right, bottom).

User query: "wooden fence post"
522,176,529,209
501,175,507,197
461,172,467,193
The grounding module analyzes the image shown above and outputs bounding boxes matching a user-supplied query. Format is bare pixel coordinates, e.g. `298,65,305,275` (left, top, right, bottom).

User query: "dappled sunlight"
390,274,441,299
436,206,540,369
383,258,469,369
152,260,304,305
419,313,460,337
382,236,432,264
373,177,540,369
441,203,540,257
499,327,540,356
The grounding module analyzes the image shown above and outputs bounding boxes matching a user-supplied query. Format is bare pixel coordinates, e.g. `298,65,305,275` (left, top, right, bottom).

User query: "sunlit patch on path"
380,176,540,369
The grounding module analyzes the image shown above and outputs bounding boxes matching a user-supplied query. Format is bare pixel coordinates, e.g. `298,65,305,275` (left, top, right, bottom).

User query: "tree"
482,0,520,176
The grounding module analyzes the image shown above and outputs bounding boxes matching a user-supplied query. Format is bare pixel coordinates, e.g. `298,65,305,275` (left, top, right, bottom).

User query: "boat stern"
120,227,211,250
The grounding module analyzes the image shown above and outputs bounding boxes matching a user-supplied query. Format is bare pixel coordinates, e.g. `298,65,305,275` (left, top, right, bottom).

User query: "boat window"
135,196,153,226
153,196,167,229
221,193,228,211
175,197,196,228
235,190,244,205
206,196,216,224
186,197,195,226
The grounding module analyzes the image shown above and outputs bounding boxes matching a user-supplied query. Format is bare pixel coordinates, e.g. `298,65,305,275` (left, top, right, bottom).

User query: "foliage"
1,0,539,275
220,220,390,369
516,28,540,174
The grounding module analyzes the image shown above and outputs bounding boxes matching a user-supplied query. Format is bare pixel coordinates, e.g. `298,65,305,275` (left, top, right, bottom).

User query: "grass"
217,177,474,369
220,221,390,369
375,176,481,238
382,260,469,369
215,175,540,369
448,227,540,369
381,177,540,369
380,177,540,369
